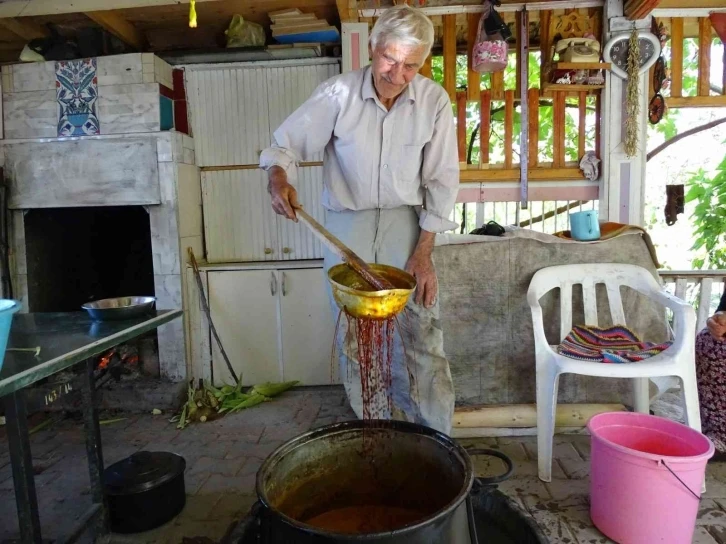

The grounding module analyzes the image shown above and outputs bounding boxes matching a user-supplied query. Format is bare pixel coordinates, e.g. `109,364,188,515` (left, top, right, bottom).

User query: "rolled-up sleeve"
259,79,341,177
418,94,460,233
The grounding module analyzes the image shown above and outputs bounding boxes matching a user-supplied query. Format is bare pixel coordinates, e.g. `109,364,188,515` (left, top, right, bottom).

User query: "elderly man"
259,5,459,434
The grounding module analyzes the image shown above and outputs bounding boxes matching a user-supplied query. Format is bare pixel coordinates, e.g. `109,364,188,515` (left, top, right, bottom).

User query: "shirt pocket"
397,143,425,184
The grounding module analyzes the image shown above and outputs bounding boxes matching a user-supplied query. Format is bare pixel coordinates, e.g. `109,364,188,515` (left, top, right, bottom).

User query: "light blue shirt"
259,65,459,233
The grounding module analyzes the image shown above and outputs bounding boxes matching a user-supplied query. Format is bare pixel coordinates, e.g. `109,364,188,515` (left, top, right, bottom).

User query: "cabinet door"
185,66,271,167
277,166,326,261
279,268,338,384
202,169,279,263
208,270,281,386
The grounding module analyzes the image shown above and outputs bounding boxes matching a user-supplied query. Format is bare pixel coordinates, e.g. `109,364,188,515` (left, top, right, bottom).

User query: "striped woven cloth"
557,325,673,364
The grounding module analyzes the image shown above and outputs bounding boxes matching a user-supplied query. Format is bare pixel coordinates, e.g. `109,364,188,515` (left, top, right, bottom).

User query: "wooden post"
479,89,491,166
698,17,712,97
528,88,539,167
443,14,457,101
539,10,552,92
452,403,627,429
670,18,683,98
578,91,587,160
456,91,468,164
595,93,601,159
515,11,522,96
491,70,504,101
504,90,514,168
420,53,432,79
467,13,481,101
553,92,566,167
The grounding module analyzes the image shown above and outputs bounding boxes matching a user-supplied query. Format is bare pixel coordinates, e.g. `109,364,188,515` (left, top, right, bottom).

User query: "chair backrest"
527,263,662,342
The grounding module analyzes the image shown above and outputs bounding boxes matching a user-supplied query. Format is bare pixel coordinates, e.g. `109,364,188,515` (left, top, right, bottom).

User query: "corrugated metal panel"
266,63,340,162
279,166,325,260
186,67,271,167
202,169,278,263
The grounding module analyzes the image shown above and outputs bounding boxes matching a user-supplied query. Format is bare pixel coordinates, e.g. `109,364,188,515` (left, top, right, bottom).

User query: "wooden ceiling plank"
85,10,145,50
336,0,358,22
0,18,49,41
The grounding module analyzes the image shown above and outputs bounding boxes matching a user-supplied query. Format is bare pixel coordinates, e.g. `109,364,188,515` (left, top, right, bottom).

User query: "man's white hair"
369,4,434,57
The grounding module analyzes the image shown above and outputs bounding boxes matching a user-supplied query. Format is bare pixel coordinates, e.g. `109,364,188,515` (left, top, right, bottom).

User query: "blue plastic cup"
570,210,601,241
0,299,20,373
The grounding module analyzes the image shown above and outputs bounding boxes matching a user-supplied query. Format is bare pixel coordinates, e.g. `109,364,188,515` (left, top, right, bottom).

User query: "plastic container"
0,299,20,373
587,412,714,544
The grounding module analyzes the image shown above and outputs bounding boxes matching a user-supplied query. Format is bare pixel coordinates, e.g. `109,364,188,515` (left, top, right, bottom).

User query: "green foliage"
684,154,726,269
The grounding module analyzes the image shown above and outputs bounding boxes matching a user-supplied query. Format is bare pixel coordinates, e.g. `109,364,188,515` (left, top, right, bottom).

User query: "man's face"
370,41,427,101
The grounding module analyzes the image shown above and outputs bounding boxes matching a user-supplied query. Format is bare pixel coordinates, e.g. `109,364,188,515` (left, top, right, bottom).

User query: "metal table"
0,309,183,544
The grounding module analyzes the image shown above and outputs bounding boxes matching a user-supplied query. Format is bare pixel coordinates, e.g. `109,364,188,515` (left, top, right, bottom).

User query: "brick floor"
0,387,725,543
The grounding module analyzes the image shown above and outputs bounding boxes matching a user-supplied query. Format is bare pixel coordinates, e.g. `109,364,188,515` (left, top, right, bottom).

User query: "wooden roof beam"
0,18,49,41
85,10,145,50
337,0,359,23
0,0,228,18
624,0,662,20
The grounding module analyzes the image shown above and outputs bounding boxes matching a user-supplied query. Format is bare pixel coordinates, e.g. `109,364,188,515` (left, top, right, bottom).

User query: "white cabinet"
206,265,338,387
185,59,340,263
202,166,327,263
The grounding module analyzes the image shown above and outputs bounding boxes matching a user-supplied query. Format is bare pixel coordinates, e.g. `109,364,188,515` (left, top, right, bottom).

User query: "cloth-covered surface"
696,328,726,453
557,325,672,363
553,222,661,268
433,228,669,405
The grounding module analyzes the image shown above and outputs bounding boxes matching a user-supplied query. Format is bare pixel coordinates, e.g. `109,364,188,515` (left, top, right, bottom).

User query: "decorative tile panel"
56,58,100,136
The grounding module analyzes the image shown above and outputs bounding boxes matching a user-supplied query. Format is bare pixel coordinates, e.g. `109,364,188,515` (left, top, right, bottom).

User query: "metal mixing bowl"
82,296,156,321
327,263,416,320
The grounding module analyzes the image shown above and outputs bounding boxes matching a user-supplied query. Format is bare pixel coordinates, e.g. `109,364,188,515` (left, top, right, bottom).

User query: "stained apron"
322,206,455,435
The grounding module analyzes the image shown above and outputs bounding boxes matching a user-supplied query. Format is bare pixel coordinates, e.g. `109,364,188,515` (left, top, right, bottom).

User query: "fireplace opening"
24,206,155,312
23,206,160,384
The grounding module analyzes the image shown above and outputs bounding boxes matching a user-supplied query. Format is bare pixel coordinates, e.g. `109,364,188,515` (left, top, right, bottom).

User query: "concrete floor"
1,387,726,544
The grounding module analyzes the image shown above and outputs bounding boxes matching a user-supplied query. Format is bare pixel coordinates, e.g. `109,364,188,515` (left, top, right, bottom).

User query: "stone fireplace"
0,53,201,383
0,133,200,382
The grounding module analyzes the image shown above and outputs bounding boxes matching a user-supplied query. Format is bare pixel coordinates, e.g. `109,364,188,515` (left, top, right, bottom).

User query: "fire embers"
95,343,140,384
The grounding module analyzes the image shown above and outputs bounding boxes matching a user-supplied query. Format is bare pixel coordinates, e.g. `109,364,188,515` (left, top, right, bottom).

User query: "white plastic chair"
527,263,700,482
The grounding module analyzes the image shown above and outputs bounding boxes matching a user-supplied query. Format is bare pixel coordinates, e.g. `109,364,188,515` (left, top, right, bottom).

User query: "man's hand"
268,166,299,221
405,230,437,308
707,311,726,340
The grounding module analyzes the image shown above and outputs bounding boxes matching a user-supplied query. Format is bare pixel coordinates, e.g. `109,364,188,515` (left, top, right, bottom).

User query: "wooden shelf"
542,83,605,92
555,62,611,71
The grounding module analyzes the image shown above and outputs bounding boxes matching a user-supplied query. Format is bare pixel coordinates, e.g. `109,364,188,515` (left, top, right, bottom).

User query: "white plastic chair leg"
679,369,702,434
632,377,650,414
537,367,560,482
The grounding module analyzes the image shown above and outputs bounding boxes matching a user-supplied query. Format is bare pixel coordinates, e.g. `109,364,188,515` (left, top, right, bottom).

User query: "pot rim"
255,419,474,540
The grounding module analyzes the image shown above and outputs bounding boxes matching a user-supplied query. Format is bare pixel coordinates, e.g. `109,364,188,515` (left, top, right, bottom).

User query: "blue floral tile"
56,58,100,136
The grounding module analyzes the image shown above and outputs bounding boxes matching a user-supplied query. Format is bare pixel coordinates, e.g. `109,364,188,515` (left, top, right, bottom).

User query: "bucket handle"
658,459,701,500
467,448,514,484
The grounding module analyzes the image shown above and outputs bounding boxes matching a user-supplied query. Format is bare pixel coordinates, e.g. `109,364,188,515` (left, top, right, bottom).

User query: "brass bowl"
327,263,416,320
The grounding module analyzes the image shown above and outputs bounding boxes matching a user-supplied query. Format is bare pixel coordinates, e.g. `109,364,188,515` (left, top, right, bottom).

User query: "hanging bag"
472,2,508,73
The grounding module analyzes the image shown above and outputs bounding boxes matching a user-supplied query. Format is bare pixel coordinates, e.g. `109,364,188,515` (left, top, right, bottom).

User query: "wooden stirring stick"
295,207,395,291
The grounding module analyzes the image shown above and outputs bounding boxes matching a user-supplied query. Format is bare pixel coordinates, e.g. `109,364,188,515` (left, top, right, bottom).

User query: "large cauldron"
255,420,513,543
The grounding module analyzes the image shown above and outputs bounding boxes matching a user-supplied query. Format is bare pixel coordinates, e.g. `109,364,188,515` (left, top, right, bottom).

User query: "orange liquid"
305,505,425,534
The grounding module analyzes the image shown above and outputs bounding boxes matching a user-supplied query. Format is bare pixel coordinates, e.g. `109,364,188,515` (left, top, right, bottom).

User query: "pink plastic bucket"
587,412,714,544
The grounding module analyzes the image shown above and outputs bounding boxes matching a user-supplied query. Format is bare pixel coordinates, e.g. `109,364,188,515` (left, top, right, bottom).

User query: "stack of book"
269,8,340,44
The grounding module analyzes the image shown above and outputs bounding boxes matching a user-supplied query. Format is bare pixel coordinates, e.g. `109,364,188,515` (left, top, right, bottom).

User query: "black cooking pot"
103,451,186,533
255,420,513,543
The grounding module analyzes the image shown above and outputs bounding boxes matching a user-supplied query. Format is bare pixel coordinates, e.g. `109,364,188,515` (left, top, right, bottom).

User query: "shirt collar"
361,65,416,105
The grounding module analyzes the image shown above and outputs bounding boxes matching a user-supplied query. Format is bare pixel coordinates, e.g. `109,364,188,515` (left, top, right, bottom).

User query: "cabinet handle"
282,272,287,296
282,247,291,254
270,272,277,296
264,248,273,255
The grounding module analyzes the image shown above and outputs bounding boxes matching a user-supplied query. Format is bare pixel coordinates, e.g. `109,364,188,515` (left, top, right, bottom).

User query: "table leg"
3,390,42,544
80,357,108,536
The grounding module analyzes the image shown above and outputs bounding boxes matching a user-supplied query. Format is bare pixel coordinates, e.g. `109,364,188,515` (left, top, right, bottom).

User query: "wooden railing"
659,270,726,331
659,16,726,108
448,9,602,182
